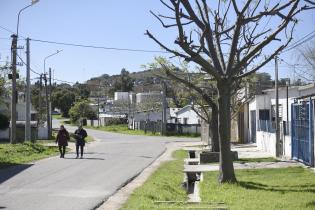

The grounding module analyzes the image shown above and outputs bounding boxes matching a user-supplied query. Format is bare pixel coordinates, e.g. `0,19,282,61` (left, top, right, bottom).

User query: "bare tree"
146,0,314,183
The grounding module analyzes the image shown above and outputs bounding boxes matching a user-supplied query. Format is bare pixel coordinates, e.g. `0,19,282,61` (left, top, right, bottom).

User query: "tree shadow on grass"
306,201,315,207
239,181,315,194
0,164,33,184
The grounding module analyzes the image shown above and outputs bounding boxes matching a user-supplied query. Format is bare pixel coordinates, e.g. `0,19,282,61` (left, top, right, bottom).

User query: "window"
259,109,270,120
183,118,188,124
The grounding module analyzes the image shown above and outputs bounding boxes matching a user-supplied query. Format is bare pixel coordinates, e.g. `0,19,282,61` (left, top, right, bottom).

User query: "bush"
0,113,9,130
69,100,97,123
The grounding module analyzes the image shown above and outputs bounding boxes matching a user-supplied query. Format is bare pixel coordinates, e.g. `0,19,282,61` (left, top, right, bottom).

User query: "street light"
43,50,63,139
44,50,63,74
17,0,39,36
10,0,39,143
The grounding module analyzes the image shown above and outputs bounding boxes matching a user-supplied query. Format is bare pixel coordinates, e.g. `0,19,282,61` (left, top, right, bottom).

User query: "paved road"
0,120,198,210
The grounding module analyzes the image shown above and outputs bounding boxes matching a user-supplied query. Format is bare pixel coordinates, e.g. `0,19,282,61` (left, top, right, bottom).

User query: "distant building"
114,92,129,101
136,92,161,104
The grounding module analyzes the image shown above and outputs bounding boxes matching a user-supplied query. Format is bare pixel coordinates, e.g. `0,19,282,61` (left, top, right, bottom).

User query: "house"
130,105,203,135
175,105,201,125
246,83,315,167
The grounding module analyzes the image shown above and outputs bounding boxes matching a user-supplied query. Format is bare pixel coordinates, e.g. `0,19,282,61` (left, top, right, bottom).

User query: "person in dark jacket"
55,125,70,158
74,125,88,159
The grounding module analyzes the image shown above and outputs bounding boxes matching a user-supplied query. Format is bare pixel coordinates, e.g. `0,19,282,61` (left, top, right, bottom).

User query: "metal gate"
291,99,314,166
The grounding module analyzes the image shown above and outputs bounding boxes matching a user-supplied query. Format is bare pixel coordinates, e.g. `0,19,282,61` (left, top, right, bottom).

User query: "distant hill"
86,69,163,96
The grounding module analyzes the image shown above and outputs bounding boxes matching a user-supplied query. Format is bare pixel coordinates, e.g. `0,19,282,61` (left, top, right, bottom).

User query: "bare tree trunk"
217,81,237,183
210,104,219,152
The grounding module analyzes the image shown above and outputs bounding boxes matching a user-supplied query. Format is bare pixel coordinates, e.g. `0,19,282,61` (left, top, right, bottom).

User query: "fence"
257,120,290,135
258,120,276,133
133,121,201,135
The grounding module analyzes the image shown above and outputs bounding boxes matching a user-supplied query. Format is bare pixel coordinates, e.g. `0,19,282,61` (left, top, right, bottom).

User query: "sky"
0,0,315,84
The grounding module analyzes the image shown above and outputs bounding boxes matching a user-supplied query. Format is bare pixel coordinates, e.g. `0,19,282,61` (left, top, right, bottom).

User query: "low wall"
256,131,292,158
38,127,48,139
0,128,9,140
256,131,276,157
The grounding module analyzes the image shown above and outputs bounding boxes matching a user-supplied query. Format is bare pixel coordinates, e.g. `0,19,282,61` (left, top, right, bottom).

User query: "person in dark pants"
55,125,69,158
74,125,88,159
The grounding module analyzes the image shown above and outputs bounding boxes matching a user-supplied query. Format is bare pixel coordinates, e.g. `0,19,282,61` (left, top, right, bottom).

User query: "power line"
30,38,170,54
282,30,315,53
0,25,15,34
16,53,42,76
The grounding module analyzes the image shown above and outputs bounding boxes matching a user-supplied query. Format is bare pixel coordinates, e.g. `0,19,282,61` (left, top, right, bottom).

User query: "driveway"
0,120,198,210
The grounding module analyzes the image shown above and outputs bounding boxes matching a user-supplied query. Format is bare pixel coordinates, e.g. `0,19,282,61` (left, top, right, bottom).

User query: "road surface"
0,120,197,210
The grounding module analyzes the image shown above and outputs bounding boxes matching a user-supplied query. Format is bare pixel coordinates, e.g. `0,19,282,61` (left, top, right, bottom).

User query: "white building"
114,92,129,101
247,83,315,166
175,105,201,125
136,92,161,104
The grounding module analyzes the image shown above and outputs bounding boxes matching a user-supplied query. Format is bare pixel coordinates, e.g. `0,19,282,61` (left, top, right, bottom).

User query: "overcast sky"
0,0,314,84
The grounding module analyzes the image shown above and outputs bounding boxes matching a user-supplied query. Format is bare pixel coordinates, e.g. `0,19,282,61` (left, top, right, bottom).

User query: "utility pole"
49,68,52,138
38,74,42,126
161,82,167,136
10,34,18,144
44,73,50,139
275,55,280,157
25,37,31,142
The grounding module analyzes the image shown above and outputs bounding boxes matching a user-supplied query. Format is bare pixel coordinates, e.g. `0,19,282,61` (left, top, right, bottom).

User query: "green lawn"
52,114,67,120
121,149,315,210
85,124,200,138
0,142,59,169
200,167,315,210
121,150,188,210
85,124,161,136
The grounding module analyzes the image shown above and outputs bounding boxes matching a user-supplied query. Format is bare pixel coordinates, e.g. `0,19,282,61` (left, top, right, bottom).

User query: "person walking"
55,125,69,158
74,125,88,159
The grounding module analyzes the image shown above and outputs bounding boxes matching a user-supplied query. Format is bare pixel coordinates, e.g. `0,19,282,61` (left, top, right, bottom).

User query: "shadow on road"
0,164,33,184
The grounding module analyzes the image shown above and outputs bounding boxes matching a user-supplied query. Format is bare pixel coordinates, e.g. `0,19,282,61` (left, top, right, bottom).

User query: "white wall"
256,131,276,157
177,108,200,124
114,92,129,101
38,127,48,139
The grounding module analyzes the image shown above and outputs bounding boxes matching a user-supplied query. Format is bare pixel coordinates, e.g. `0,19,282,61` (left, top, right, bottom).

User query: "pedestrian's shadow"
64,157,105,160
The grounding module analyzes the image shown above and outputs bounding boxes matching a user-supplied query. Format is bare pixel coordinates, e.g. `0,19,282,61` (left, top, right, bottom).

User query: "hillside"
85,69,163,96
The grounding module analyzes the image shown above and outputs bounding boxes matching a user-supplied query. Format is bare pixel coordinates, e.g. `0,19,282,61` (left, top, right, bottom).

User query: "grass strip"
0,142,59,169
121,150,188,210
200,167,315,210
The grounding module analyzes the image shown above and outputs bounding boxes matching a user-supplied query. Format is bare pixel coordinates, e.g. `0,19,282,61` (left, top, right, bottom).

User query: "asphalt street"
0,120,197,210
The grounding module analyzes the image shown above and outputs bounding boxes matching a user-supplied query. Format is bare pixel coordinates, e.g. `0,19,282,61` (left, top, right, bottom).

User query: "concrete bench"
184,147,203,158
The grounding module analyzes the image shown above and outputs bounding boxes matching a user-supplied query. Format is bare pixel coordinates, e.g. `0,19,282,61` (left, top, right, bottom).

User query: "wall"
38,127,48,139
256,131,276,157
0,128,9,140
176,108,200,124
114,92,129,101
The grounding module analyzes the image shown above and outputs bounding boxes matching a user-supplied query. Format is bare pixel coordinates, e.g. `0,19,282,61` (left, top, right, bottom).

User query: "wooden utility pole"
10,34,18,144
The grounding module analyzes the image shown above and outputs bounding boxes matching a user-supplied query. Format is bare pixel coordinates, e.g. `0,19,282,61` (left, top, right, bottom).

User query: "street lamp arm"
44,50,63,73
17,4,32,36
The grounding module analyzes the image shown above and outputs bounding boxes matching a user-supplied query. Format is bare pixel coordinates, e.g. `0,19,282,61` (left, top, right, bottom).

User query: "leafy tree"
52,90,76,117
147,0,314,183
69,100,97,123
74,83,90,99
113,68,134,92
